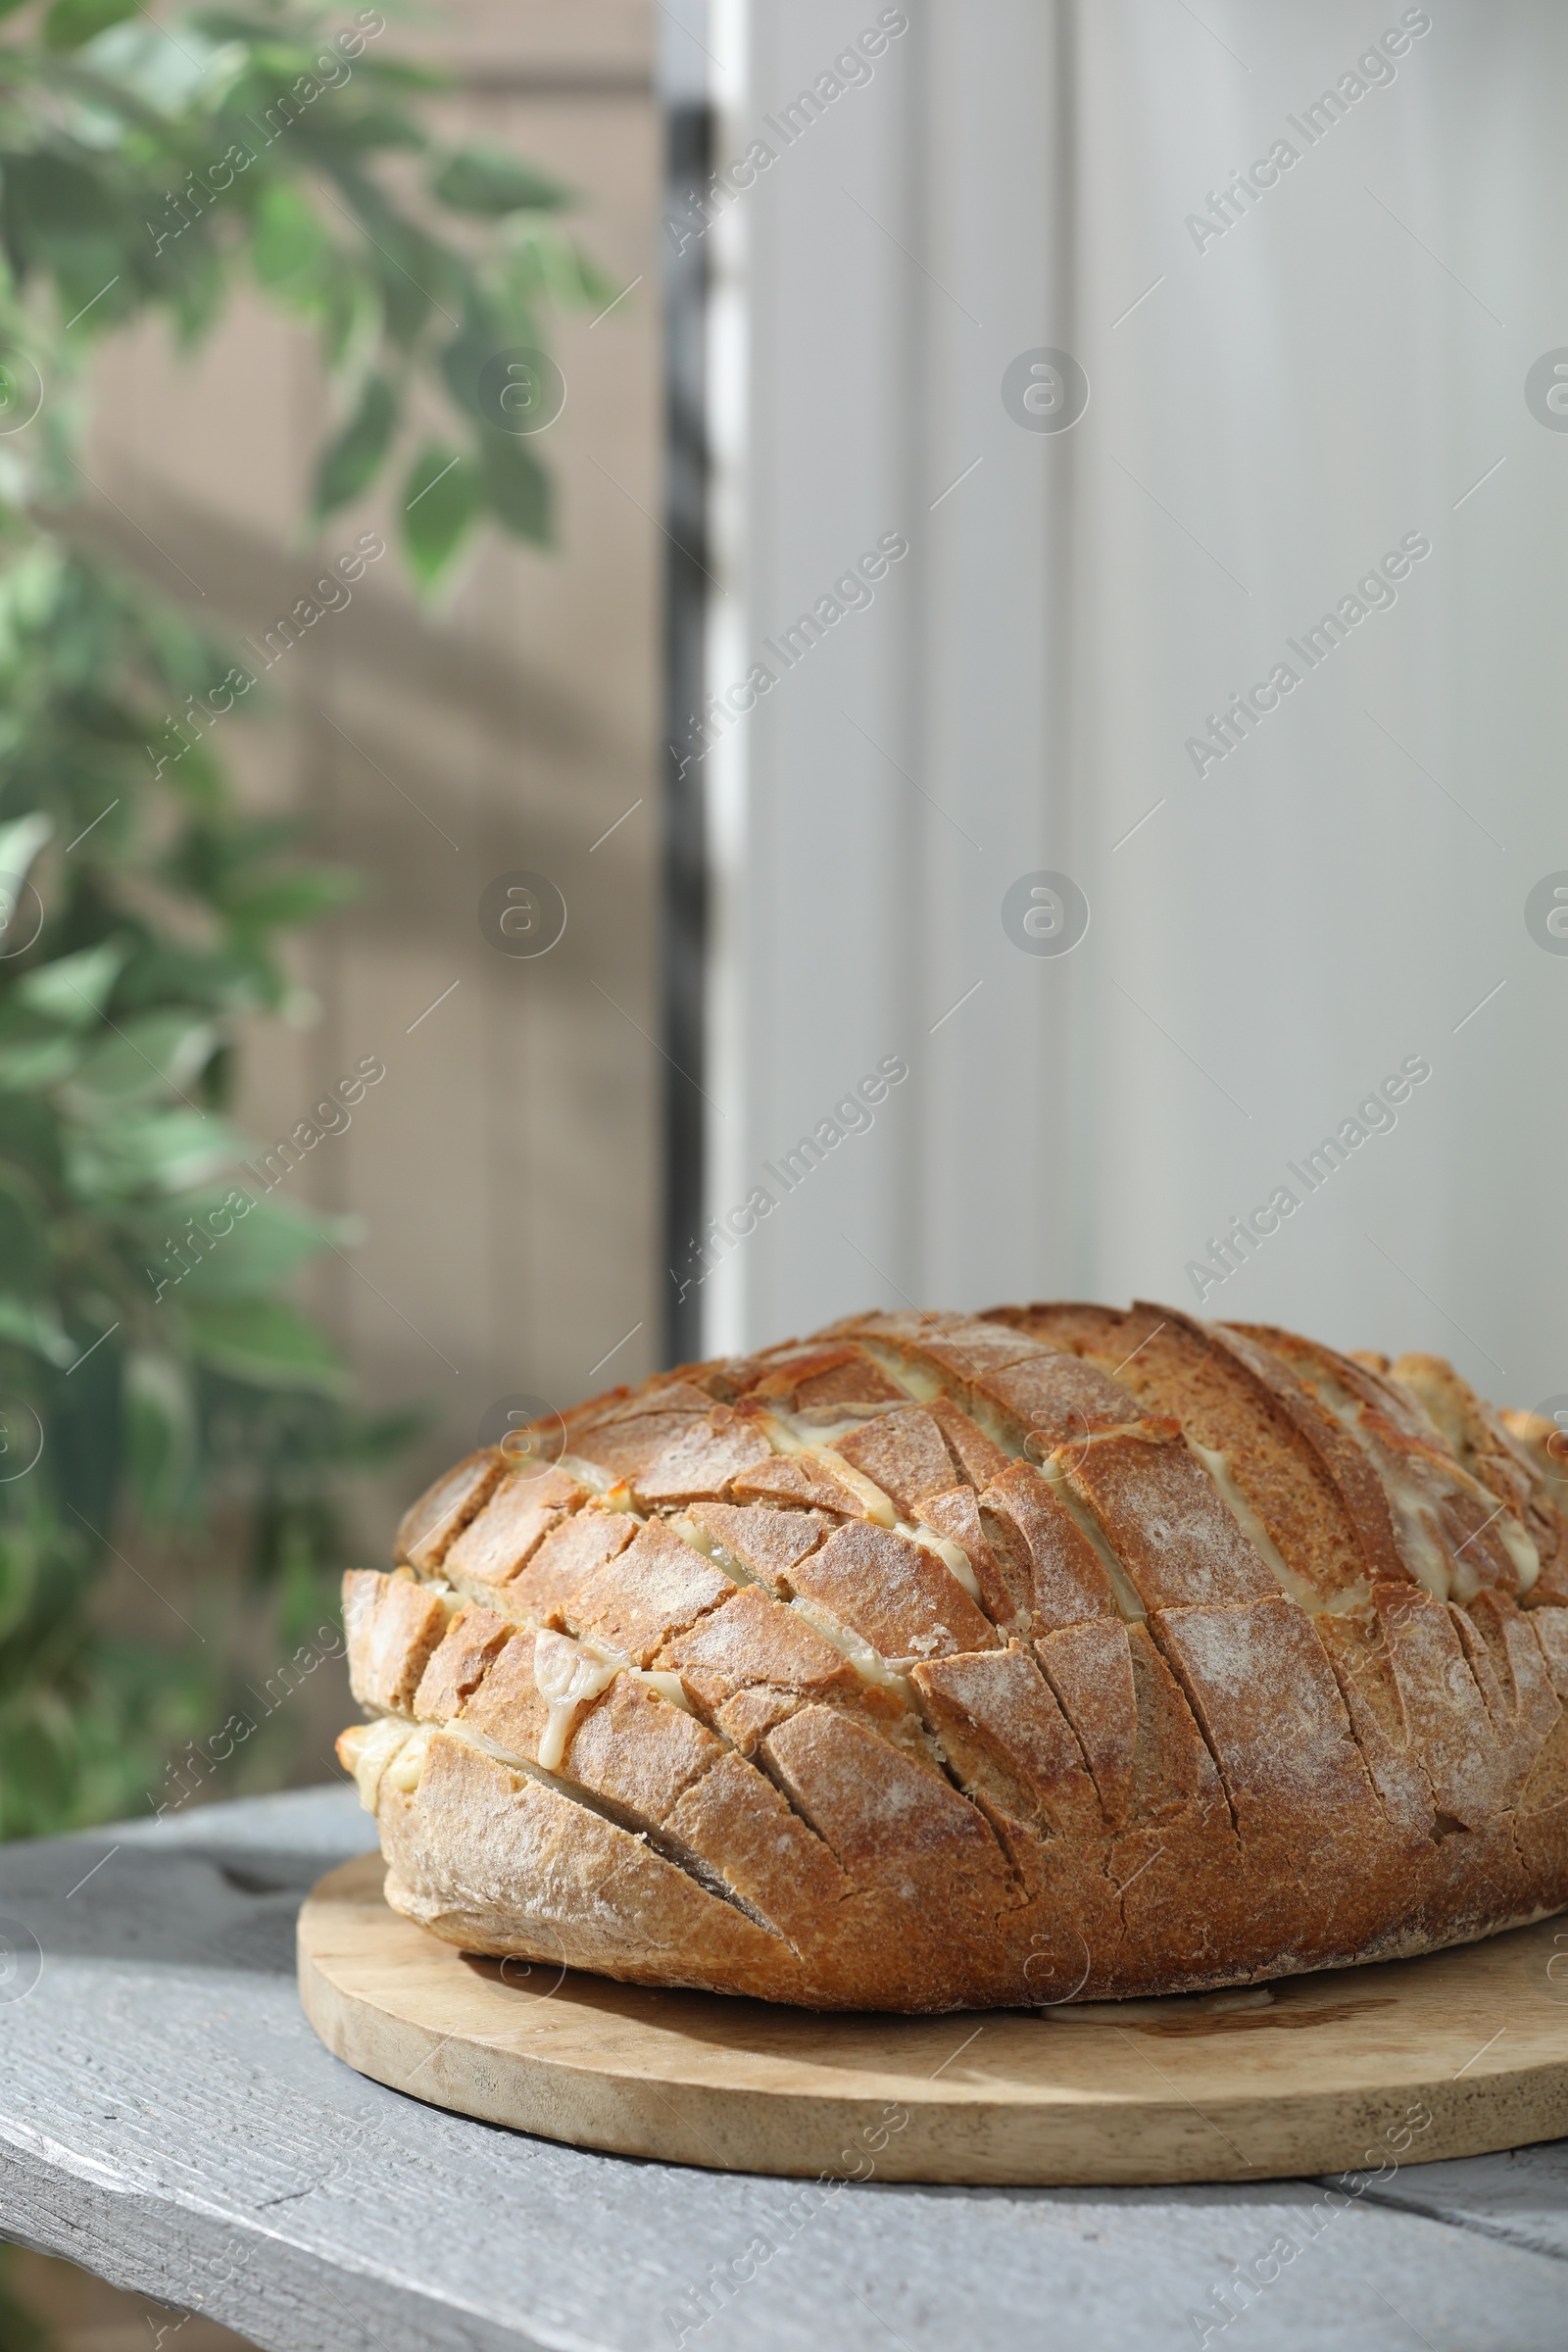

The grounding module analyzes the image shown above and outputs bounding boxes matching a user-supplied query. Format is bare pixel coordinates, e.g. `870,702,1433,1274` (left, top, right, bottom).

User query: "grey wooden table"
1,1788,1566,2352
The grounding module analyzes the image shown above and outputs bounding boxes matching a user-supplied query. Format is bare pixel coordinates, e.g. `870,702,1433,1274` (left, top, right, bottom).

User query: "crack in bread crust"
339,1302,1568,2009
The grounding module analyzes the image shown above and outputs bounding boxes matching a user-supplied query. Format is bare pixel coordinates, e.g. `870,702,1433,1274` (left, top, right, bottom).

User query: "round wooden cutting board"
298,1853,1568,2185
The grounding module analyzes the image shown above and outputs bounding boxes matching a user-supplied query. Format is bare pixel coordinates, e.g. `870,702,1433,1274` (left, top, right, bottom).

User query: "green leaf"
431,148,570,217
68,1012,217,1110
318,270,379,372
439,314,502,424
295,100,425,157
15,941,127,1028
0,152,119,241
313,372,397,515
221,868,360,928
182,1297,346,1394
86,17,238,110
0,1527,39,1646
373,250,432,348
0,813,53,922
250,180,331,294
171,1188,349,1300
123,1349,196,1520
150,730,227,809
478,430,552,544
43,0,137,53
0,1297,74,1370
324,166,461,344
0,1092,62,1186
65,1108,240,1199
0,1035,81,1092
0,1165,47,1297
401,443,480,586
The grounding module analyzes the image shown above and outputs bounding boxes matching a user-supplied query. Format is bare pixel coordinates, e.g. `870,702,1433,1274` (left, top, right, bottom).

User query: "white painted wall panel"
702,0,1568,1429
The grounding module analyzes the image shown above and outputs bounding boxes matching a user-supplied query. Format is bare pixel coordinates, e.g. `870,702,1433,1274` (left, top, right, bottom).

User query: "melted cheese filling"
531,1630,624,1769
340,1717,431,1810
340,1717,413,1811
1033,1454,1147,1621
1183,1436,1332,1613
554,1450,615,1494
1494,1515,1542,1592
667,1511,750,1582
964,1391,1029,1457
812,1451,898,1523
789,1402,906,1442
635,1668,690,1709
385,1723,431,1791
905,1522,983,1600
1274,1364,1442,1598
855,1341,946,1403
754,1410,896,1523
672,1501,977,1682
1281,1363,1541,1601
785,1593,914,1693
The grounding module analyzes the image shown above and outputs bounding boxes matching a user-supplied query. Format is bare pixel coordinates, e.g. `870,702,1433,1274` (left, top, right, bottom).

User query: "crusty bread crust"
335,1306,1568,2010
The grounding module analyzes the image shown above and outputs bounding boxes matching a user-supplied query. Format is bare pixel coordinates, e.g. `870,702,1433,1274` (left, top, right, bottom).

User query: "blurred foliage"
0,0,605,1838
0,2246,51,2352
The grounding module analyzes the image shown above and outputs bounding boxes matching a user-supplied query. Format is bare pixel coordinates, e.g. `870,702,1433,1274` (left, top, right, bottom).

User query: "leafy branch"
0,0,607,1836
0,0,612,581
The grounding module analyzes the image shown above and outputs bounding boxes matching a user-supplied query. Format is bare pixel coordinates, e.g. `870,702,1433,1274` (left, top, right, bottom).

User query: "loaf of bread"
336,1304,1568,2010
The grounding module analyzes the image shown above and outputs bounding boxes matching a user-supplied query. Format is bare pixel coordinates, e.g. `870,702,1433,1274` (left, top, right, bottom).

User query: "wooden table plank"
1356,2141,1568,2261
1,1788,1564,2352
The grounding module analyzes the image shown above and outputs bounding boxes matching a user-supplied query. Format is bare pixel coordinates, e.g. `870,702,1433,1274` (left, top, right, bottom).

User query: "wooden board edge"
296,1862,1568,2187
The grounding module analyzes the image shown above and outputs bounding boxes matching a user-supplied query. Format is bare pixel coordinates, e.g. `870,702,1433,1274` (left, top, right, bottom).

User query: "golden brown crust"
915,1485,1015,1625
683,1501,832,1588
981,1461,1119,1628
509,1505,637,1627
829,1406,961,1516
569,1514,736,1665
911,1644,1102,1836
441,1467,588,1605
785,1521,997,1659
339,1302,1568,2009
345,1570,449,1714
378,1735,799,1996
1063,1425,1280,1610
395,1449,504,1575
729,1449,880,1517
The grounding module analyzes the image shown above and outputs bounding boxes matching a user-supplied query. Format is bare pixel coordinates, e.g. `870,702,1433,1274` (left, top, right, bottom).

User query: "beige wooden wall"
84,0,664,1545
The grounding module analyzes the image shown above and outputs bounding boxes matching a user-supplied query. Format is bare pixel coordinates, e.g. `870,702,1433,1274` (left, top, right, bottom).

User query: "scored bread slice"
336,1302,1568,2010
